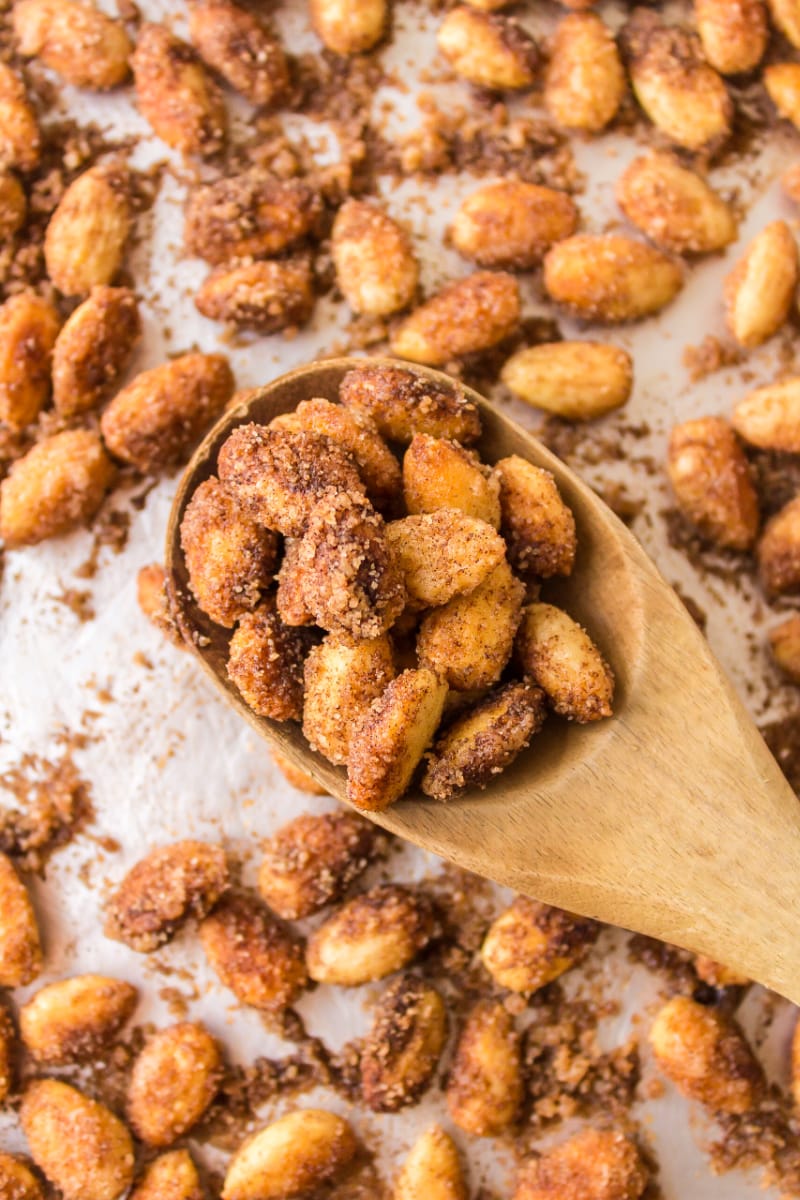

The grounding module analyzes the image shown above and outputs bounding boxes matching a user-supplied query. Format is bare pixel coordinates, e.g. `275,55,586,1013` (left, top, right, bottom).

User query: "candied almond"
437,8,538,90
446,998,522,1136
0,63,40,172
514,1129,648,1200
387,510,506,606
195,257,314,334
694,0,767,75
310,0,386,54
340,363,481,444
52,286,141,417
422,680,546,800
0,1154,44,1200
757,494,800,596
0,291,61,429
769,614,800,683
764,62,800,130
724,220,798,348
13,0,131,89
271,749,328,794
226,599,310,722
332,198,419,316
302,633,396,765
129,1151,203,1200
501,342,632,421
127,1022,222,1146
403,433,501,527
0,430,115,548
616,152,737,256
306,884,437,985
101,352,234,472
391,271,520,365
451,181,577,270
20,975,137,1063
200,890,308,1010
44,164,130,297
104,840,229,953
516,602,614,723
180,476,279,628
184,171,321,265
258,809,386,919
732,378,800,454
361,974,448,1112
543,233,683,323
481,897,598,993
667,416,759,551
0,171,26,239
649,995,763,1114
21,1079,134,1200
544,12,626,132
189,0,289,105
495,455,576,578
132,23,226,157
394,1126,467,1200
222,1109,357,1200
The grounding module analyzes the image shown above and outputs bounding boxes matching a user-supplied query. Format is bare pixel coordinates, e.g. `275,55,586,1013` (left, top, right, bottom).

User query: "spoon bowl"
166,357,800,1003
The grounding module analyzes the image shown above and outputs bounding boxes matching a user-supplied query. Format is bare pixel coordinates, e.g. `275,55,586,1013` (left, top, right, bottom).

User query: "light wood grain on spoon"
165,357,800,1004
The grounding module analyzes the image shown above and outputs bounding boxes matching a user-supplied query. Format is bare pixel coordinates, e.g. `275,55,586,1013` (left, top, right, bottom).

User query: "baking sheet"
1,0,799,1193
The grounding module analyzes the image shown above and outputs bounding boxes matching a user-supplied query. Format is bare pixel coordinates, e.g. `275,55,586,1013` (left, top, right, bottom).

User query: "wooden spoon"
166,357,800,1003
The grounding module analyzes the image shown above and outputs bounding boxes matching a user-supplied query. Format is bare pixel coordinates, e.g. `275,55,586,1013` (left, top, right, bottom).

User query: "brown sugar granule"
0,749,92,871
751,450,800,520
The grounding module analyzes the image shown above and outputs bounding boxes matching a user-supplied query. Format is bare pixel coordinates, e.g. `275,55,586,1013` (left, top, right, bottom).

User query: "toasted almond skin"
421,679,546,800
495,455,576,578
514,1129,648,1200
21,1079,135,1200
387,510,507,606
767,0,800,47
544,12,626,132
0,292,60,429
303,634,396,765
403,433,501,526
127,1022,222,1146
45,164,129,296
391,272,520,365
222,1109,358,1200
417,560,524,691
332,199,419,316
764,62,800,129
310,0,386,54
347,669,449,810
725,220,799,348
306,884,436,984
516,602,614,723
258,810,385,919
451,181,577,270
437,8,538,90
768,614,800,683
0,1153,44,1200
52,286,141,417
481,898,598,994
340,364,481,445
101,352,234,472
189,0,289,105
195,258,315,333
757,494,800,595
20,975,137,1063
732,377,800,453
621,9,732,152
616,152,737,255
361,975,448,1112
0,430,115,548
694,0,767,74
667,416,759,550
104,840,229,953
0,170,26,238
393,1126,468,1200
184,172,321,266
13,0,131,89
129,1151,203,1200
200,890,308,1009
649,995,763,1114
543,234,683,323
501,341,632,421
0,64,40,172
446,998,522,1136
132,23,226,157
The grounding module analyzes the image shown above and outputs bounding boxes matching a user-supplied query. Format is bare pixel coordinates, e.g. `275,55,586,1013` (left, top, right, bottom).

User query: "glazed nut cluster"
179,362,615,809
0,807,780,1200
